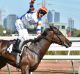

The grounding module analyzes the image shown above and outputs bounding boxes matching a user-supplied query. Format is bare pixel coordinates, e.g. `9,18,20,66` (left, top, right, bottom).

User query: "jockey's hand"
31,0,35,1
31,0,36,3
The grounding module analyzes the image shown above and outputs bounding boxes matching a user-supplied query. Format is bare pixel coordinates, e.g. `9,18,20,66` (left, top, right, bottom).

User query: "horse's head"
42,26,72,48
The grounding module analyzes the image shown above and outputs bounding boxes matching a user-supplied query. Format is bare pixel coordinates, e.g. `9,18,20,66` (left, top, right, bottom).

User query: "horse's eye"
57,32,61,35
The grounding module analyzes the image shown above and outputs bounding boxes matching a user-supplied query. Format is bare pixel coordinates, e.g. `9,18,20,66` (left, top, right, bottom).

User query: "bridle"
42,27,64,45
52,27,64,45
42,36,52,43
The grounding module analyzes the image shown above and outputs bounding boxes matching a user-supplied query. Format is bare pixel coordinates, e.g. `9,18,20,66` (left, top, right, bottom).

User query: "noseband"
41,27,64,45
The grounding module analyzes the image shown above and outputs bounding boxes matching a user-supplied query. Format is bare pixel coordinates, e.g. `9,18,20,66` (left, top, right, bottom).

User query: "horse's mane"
33,28,51,42
23,28,51,45
23,36,43,45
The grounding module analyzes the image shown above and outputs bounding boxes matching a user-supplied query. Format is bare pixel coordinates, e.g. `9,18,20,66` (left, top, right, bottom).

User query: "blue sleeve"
27,2,34,13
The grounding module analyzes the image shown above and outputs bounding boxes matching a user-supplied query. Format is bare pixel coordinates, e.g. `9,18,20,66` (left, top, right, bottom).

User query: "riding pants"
15,19,29,52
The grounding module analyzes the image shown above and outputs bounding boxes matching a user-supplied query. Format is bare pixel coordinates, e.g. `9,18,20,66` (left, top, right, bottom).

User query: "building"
47,10,54,23
47,10,53,23
47,10,60,23
68,18,74,29
0,10,3,25
47,10,66,36
3,14,17,32
53,22,67,36
3,18,7,29
68,18,74,36
54,12,60,22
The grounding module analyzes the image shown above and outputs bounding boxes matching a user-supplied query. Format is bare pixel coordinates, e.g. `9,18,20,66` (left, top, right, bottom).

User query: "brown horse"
0,26,72,74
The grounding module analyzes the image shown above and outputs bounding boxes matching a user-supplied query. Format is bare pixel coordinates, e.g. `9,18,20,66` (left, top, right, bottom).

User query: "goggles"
39,10,47,15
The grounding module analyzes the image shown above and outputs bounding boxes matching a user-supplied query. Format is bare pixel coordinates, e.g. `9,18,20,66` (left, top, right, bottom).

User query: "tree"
0,25,5,35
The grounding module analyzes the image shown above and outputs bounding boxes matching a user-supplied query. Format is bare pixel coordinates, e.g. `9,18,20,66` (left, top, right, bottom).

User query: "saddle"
0,39,34,53
0,39,33,66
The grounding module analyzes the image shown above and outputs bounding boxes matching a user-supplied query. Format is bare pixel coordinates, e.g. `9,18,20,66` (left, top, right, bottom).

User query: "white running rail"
43,41,80,60
0,36,80,60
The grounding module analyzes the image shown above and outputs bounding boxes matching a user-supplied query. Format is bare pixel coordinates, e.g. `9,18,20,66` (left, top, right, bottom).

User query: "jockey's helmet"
38,6,48,15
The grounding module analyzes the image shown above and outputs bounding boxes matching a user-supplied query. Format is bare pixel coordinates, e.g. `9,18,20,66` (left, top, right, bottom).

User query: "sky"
0,0,80,29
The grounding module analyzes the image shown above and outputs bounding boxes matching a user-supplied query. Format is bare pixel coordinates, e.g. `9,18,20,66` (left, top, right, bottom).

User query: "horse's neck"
39,39,51,59
31,38,51,60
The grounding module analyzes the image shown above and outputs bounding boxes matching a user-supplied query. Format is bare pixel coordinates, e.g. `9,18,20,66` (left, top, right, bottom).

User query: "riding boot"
13,39,21,53
16,39,24,66
16,53,20,66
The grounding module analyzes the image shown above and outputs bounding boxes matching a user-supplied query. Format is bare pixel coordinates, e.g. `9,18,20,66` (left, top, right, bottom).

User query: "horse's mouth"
64,41,72,48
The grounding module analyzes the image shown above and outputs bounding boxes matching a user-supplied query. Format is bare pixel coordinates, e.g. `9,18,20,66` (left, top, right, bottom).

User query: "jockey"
7,0,48,53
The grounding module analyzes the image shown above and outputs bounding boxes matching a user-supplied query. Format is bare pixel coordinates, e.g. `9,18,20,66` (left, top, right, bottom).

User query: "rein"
41,28,63,44
25,45,42,60
23,36,51,60
42,36,52,43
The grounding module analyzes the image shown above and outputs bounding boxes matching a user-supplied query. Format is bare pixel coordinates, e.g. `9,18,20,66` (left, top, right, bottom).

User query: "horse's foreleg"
0,57,6,69
21,65,30,74
0,62,6,69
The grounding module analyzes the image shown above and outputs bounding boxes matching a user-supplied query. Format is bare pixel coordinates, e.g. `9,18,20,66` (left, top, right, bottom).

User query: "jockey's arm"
36,22,42,36
27,0,35,13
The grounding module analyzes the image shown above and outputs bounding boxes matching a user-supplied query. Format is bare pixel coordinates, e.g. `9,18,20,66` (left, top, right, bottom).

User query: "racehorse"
0,26,72,74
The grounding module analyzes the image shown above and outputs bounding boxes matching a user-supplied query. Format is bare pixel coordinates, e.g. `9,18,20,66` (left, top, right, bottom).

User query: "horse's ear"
50,26,53,29
42,30,47,36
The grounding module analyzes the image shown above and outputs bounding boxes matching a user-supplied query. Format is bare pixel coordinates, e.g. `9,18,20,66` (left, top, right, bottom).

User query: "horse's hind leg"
0,57,6,69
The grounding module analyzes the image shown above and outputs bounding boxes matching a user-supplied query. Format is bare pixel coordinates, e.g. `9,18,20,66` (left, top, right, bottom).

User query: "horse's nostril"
69,41,72,46
70,41,72,44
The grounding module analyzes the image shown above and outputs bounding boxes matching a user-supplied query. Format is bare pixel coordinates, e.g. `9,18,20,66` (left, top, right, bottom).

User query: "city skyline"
47,10,60,23
0,0,80,29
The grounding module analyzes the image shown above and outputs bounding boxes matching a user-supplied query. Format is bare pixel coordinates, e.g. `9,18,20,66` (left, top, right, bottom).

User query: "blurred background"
0,0,80,37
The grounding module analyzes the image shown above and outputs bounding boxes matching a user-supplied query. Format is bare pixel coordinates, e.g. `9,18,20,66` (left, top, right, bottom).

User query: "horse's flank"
0,40,16,62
